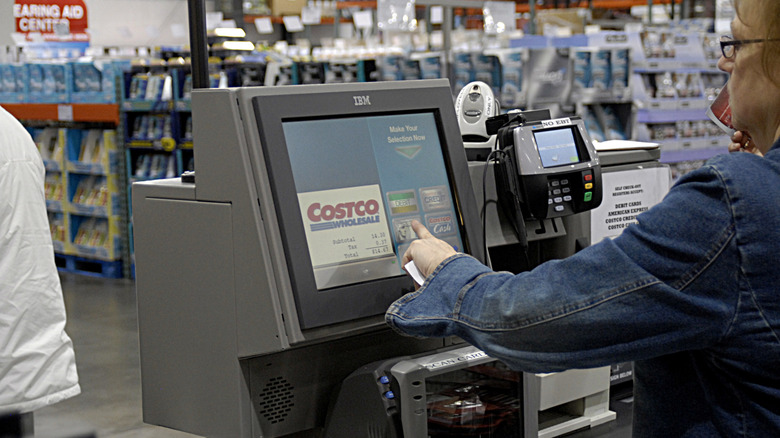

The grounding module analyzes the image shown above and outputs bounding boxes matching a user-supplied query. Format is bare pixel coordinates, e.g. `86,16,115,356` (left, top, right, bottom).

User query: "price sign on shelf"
353,10,373,29
254,17,273,34
57,104,74,121
283,15,304,33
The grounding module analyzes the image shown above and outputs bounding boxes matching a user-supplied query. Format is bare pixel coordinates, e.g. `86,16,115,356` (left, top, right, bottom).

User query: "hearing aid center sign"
14,0,89,42
590,167,671,243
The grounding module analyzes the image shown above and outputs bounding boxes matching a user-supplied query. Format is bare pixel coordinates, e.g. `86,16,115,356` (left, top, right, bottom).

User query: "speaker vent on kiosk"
257,376,295,424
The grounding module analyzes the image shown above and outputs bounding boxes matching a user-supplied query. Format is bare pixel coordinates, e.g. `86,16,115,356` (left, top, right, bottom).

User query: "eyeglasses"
720,35,780,59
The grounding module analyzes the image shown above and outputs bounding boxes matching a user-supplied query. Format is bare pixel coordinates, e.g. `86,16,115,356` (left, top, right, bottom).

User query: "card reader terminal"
496,115,602,222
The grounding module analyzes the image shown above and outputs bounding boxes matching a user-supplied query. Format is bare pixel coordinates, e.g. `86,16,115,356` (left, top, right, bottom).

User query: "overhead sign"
14,0,89,42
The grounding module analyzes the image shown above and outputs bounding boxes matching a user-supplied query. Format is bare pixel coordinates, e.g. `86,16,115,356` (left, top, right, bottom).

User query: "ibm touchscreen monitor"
250,81,483,329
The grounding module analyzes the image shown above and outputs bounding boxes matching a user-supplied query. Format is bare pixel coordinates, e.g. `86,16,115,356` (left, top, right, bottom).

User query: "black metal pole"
187,0,209,89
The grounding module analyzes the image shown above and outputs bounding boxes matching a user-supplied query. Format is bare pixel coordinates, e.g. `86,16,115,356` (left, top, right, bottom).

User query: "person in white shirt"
0,106,80,431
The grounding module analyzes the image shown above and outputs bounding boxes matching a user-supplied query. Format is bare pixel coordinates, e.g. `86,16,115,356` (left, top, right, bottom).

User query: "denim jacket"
386,138,780,437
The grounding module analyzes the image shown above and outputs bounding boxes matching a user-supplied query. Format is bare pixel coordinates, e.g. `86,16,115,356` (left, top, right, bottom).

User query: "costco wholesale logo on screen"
306,199,381,231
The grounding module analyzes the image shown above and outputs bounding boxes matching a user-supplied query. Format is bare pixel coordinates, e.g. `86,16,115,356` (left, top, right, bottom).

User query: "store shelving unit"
2,102,128,278
121,62,229,185
630,28,728,164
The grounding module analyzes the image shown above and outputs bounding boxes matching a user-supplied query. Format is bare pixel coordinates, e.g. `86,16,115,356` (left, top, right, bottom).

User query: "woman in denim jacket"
386,0,780,436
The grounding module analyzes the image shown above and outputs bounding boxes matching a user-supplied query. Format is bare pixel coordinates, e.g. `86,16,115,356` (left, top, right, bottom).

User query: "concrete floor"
33,273,200,438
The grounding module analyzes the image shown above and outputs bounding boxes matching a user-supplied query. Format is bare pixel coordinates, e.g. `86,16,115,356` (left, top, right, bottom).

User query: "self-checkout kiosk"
133,79,660,437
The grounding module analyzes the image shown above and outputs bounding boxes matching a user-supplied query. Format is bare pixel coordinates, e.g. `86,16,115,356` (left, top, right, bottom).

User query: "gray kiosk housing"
133,79,663,437
133,80,485,437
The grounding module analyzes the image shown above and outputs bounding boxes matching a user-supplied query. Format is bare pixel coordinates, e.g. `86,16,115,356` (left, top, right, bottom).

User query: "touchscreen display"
533,127,581,168
282,113,464,290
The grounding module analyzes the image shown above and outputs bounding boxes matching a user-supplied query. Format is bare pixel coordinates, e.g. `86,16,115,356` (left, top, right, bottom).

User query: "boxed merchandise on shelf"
581,104,631,143
379,52,443,81
487,48,526,109
700,33,722,69
180,113,193,143
547,32,635,103
232,59,267,87
128,72,169,101
67,173,121,218
630,29,727,110
472,53,501,96
264,61,294,86
130,152,177,181
69,214,122,261
288,59,374,85
570,47,632,103
2,59,127,103
452,52,474,91
294,61,326,84
170,66,193,110
635,118,726,152
127,113,175,150
633,28,708,70
122,69,173,111
376,55,404,81
700,71,728,106
451,52,501,96
66,129,119,175
325,59,376,83
0,63,29,103
674,72,707,110
33,127,67,212
270,0,305,16
634,71,714,111
48,211,70,254
416,52,444,80
181,151,194,173
401,57,421,80
33,126,65,171
70,59,131,103
27,61,72,103
44,172,66,212
173,70,191,109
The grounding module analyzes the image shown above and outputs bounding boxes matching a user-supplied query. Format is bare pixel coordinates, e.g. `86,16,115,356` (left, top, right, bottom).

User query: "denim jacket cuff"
432,252,471,275
385,254,490,338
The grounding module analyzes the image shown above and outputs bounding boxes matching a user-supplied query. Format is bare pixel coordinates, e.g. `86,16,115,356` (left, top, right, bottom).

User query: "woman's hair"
734,0,780,87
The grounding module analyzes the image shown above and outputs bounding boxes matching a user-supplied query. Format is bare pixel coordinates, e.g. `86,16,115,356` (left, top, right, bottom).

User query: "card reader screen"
533,127,581,168
282,113,464,290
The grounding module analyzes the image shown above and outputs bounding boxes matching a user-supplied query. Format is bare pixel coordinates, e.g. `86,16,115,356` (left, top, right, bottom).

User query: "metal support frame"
187,0,210,89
